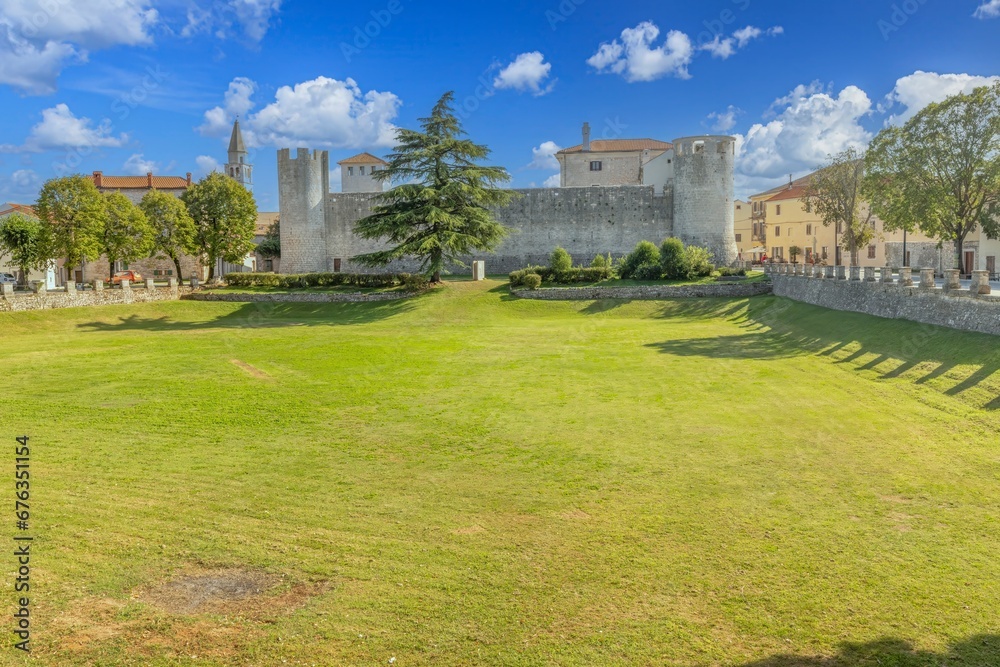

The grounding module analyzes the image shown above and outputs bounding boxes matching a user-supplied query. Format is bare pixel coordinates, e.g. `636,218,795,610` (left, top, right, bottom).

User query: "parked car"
110,270,143,285
0,273,17,285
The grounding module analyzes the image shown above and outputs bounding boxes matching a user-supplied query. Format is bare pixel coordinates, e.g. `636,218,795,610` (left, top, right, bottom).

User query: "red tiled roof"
338,152,388,165
92,171,191,190
558,139,673,155
1,203,37,218
764,184,812,202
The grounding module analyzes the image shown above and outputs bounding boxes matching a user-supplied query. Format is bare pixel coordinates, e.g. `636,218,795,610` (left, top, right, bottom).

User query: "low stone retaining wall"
185,291,416,304
765,264,1000,337
0,285,191,312
512,282,773,301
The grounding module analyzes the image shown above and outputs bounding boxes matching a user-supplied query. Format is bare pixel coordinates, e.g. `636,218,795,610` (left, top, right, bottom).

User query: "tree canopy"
181,172,258,280
141,189,197,280
256,219,281,260
865,83,1000,270
35,175,106,273
102,192,155,280
803,147,876,267
352,91,517,282
0,213,45,285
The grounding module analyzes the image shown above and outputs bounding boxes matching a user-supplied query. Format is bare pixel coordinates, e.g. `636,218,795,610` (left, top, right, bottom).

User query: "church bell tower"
225,119,252,188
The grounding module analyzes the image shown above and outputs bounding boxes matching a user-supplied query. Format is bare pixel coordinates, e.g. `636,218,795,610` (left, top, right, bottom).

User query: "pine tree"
352,92,517,282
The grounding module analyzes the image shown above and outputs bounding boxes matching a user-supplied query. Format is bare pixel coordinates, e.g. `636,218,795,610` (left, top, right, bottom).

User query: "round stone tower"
672,135,738,266
278,148,330,274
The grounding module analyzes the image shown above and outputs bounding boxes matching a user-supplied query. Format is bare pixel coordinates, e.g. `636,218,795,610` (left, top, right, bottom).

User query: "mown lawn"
1,280,999,666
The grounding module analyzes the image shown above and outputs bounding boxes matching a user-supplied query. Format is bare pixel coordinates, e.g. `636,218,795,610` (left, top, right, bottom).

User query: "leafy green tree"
181,172,258,281
353,92,517,282
659,237,688,280
590,253,609,269
684,245,715,279
0,213,45,285
140,189,197,281
35,175,106,277
102,192,155,280
619,240,661,280
789,245,802,264
256,219,281,260
865,83,1000,271
803,148,876,267
550,246,572,273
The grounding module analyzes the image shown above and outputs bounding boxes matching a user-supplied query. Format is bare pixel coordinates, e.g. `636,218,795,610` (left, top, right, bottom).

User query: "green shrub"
522,273,542,290
634,264,664,281
224,272,403,289
509,266,547,287
550,247,573,273
590,254,609,269
717,267,748,277
684,246,715,279
619,241,661,280
660,237,688,280
402,273,430,291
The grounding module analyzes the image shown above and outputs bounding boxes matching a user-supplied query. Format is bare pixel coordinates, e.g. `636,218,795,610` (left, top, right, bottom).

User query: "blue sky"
1,0,998,210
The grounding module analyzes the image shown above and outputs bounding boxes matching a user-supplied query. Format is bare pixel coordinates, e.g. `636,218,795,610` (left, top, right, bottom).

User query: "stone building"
0,203,58,286
278,129,738,275
555,123,672,190
338,153,388,193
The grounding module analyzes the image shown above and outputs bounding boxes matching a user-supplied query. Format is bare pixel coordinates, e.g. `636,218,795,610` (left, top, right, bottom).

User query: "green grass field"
2,280,999,666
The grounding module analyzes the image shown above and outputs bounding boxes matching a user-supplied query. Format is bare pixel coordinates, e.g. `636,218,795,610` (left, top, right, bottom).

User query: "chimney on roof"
186,172,192,186
582,122,591,152
93,171,102,188
147,172,153,188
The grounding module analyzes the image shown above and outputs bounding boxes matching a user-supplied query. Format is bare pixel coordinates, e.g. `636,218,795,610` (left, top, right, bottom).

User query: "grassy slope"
1,281,999,666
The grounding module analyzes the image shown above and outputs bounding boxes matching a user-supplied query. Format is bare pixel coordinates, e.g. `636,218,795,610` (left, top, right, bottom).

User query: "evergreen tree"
353,92,517,282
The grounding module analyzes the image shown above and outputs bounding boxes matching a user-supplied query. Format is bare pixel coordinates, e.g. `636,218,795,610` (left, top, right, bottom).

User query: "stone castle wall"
0,284,191,312
323,185,674,275
673,136,737,266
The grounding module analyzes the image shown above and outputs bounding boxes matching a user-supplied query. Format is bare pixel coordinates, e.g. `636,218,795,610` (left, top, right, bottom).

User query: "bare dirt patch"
230,359,270,379
142,567,280,614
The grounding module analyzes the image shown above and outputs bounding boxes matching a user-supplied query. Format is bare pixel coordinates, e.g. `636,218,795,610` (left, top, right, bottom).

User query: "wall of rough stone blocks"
323,186,675,275
278,148,330,274
560,153,644,187
769,272,1000,337
673,136,737,267
0,285,191,312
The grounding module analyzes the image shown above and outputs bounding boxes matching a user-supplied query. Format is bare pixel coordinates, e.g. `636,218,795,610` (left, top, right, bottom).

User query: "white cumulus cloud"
195,155,222,176
0,0,157,94
200,76,401,150
883,71,1000,125
181,0,282,42
543,173,561,188
701,25,783,59
1,103,128,153
494,52,555,96
527,141,562,170
736,84,873,192
707,106,742,132
974,0,1000,18
124,153,157,174
587,22,694,82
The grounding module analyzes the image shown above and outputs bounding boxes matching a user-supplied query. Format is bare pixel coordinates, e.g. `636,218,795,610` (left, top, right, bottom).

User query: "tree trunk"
108,258,117,281
956,236,965,275
172,254,184,283
207,262,216,281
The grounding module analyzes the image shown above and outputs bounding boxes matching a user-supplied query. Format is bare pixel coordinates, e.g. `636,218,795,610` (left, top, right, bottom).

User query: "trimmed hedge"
509,266,614,287
225,272,411,289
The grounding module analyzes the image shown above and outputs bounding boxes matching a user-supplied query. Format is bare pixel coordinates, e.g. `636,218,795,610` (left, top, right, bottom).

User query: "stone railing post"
899,268,913,287
971,270,991,296
121,279,131,291
920,269,936,289
145,278,155,290
881,267,895,284
190,277,200,290
804,265,814,278
836,266,847,281
65,280,76,293
168,278,178,290
1,284,13,298
93,279,104,291
849,266,861,281
943,269,961,291
825,266,836,280
30,281,45,295
864,267,876,282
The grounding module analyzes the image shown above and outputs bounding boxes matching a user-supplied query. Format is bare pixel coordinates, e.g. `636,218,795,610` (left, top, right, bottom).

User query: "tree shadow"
76,298,417,333
719,634,1000,666
645,296,1000,408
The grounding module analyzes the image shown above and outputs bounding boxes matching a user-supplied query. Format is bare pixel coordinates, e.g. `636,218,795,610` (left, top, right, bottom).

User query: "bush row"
225,272,427,290
509,265,614,287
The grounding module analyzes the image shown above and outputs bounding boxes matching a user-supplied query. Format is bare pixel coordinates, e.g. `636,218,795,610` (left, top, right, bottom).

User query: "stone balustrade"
920,269,936,289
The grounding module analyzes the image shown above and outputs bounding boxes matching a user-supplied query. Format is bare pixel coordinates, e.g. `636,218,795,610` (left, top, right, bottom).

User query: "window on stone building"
590,161,603,172
348,167,354,176
868,245,877,259
360,166,366,175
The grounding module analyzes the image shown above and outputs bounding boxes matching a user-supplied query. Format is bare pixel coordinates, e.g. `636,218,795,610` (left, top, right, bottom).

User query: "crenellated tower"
278,148,330,273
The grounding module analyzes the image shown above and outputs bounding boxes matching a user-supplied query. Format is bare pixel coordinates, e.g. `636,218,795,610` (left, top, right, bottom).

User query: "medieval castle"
278,124,739,275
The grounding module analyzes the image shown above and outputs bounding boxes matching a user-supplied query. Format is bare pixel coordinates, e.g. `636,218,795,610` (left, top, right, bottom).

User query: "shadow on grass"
720,635,1000,666
76,297,417,333
647,296,1000,407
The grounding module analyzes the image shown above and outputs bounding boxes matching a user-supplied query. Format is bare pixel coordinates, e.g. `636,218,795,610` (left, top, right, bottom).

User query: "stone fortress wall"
278,135,735,276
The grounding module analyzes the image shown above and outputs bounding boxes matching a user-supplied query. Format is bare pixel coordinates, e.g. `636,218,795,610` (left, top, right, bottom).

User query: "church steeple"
225,119,252,187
